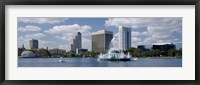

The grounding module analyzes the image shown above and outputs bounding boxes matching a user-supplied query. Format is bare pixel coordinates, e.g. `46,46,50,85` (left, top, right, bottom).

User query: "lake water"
18,58,182,67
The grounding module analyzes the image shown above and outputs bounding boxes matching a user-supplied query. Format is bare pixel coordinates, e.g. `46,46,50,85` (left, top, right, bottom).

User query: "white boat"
59,59,67,63
133,57,138,61
59,57,67,62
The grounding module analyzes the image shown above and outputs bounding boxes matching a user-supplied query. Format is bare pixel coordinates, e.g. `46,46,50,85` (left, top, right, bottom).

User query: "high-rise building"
119,26,131,50
92,30,113,52
76,32,82,49
29,39,38,49
69,32,82,52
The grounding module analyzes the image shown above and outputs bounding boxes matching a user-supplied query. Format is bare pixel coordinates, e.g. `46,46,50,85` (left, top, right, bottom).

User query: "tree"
175,48,182,57
35,49,51,57
125,48,143,57
79,52,85,57
142,51,152,57
168,48,176,57
133,48,142,57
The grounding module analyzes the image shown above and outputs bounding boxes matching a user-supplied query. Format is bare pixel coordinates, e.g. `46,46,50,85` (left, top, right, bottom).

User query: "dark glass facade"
152,44,176,51
30,39,38,49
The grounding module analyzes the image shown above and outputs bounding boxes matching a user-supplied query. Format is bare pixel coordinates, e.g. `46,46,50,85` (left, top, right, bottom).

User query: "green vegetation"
124,48,182,58
62,51,100,58
57,48,182,58
21,47,180,58
35,49,51,57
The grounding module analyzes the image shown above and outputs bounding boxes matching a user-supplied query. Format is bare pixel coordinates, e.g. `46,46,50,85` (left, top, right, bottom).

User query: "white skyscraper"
119,26,131,50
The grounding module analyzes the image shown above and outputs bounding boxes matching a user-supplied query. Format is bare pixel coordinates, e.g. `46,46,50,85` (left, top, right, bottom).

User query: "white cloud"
58,45,67,50
105,17,182,48
39,40,55,45
44,24,92,34
148,26,178,35
45,24,92,50
39,40,56,49
18,35,55,49
24,33,46,39
18,18,68,24
18,36,29,48
132,31,148,37
105,18,149,28
105,17,182,29
132,37,142,42
82,38,91,51
18,25,41,32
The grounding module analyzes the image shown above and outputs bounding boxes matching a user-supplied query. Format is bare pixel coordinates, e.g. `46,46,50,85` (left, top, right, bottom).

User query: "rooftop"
92,30,113,35
153,43,175,45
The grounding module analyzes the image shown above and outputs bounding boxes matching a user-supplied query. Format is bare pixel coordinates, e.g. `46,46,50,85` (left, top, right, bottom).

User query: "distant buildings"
18,44,26,56
45,46,48,50
152,43,176,51
119,26,131,50
49,48,66,55
30,39,38,49
138,45,145,50
70,32,82,52
92,30,113,52
76,48,88,54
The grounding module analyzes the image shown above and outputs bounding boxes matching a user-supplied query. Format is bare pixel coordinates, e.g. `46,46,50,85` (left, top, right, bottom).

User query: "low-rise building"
137,45,145,50
49,48,66,56
152,43,176,51
76,48,88,54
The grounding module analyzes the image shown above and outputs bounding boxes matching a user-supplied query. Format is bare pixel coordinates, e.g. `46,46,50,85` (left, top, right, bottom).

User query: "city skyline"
18,17,182,51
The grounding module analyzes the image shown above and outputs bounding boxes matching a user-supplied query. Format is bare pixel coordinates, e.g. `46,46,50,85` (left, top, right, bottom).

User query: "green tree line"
124,48,182,58
55,48,182,58
62,51,101,58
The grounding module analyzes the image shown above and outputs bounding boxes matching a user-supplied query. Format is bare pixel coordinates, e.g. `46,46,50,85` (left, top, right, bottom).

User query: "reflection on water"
18,57,182,67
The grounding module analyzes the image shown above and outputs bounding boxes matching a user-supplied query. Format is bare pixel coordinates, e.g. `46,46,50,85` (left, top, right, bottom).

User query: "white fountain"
98,37,132,61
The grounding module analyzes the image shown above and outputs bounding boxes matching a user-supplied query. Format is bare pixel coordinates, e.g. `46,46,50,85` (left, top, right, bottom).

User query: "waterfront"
18,57,182,67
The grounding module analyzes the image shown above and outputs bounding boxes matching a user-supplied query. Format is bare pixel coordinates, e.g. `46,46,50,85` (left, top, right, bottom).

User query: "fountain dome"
21,51,35,58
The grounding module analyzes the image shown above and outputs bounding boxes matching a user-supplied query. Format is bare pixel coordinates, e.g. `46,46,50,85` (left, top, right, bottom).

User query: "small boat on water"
133,57,138,61
59,57,67,63
59,59,67,63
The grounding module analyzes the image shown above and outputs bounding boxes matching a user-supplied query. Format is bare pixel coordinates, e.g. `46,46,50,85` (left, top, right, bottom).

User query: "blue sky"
18,17,182,51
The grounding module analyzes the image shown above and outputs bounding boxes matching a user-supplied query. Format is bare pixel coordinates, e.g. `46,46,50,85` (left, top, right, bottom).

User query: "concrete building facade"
92,30,113,52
